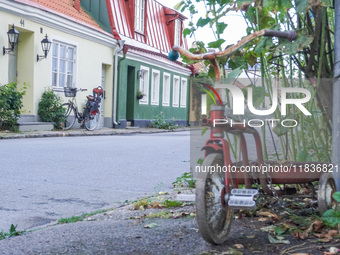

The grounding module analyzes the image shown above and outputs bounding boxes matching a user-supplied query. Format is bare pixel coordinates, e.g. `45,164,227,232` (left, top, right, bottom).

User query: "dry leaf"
318,238,331,243
258,217,269,222
257,211,281,221
325,230,339,239
234,244,244,249
291,253,312,255
144,223,158,228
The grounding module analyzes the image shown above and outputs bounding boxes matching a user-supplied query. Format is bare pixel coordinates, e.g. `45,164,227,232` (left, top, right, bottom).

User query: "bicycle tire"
61,103,76,130
196,153,233,244
84,110,100,131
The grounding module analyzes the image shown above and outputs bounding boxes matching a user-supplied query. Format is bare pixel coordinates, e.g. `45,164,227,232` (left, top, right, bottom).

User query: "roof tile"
28,0,102,30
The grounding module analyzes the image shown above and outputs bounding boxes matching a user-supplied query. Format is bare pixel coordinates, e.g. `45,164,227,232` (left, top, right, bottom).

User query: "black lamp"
3,24,19,55
37,34,52,62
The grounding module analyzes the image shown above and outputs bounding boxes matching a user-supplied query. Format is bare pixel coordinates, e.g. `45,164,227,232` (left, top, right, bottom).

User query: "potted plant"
136,89,146,100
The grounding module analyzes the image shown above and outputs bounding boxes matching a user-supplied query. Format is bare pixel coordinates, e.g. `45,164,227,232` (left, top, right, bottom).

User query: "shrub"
38,89,65,129
0,82,26,131
151,112,179,130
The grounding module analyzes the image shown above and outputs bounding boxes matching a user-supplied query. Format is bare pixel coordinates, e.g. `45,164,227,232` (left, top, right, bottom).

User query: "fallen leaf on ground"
144,223,158,228
268,234,290,244
233,244,244,249
257,211,281,221
246,235,255,238
258,217,268,222
317,238,331,243
260,225,275,233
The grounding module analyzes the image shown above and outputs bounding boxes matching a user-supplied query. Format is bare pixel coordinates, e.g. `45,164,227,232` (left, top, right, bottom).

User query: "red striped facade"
107,0,188,53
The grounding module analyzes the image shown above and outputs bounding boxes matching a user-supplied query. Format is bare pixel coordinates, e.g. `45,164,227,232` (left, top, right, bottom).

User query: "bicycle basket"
64,87,77,97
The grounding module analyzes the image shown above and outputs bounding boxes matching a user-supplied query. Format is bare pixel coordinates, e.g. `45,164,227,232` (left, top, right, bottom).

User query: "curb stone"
0,127,192,139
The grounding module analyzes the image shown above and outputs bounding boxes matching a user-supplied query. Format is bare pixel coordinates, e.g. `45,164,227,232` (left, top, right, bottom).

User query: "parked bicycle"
53,86,103,131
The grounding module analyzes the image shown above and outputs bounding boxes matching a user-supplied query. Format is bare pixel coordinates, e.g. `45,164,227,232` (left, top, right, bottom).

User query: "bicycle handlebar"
169,29,296,62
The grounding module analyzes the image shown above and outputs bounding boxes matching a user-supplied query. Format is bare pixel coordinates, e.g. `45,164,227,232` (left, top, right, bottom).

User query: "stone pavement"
0,127,191,140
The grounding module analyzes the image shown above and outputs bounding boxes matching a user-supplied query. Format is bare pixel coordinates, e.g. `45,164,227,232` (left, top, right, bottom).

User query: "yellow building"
0,0,118,129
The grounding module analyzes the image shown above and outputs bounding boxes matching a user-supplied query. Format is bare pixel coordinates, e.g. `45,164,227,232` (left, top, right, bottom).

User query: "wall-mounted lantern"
3,24,19,55
37,34,52,62
137,69,145,79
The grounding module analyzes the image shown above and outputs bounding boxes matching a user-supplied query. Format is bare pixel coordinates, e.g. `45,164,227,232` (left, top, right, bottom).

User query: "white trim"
172,75,180,107
174,19,181,46
0,0,117,48
121,52,191,76
162,72,171,106
139,66,149,105
151,69,160,105
180,77,187,108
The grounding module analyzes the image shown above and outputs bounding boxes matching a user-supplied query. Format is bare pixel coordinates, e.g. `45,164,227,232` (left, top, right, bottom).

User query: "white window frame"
139,66,149,104
150,69,160,105
180,77,187,108
51,40,76,88
162,72,171,106
135,0,145,33
172,75,180,107
174,19,181,46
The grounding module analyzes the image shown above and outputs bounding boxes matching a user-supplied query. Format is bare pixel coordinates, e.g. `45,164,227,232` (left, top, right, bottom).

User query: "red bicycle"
169,30,335,244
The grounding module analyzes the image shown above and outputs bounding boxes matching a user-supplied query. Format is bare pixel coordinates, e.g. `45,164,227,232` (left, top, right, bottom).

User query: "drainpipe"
332,0,340,190
112,40,125,126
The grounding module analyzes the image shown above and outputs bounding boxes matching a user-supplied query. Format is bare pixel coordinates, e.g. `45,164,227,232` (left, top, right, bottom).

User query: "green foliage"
178,0,334,162
151,112,179,130
38,89,66,129
322,192,340,227
163,199,183,208
58,209,107,224
0,82,26,131
172,172,196,188
0,224,24,240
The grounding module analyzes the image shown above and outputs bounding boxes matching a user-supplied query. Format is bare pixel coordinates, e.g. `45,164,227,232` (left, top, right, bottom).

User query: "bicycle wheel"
84,110,100,131
61,103,76,130
196,153,233,244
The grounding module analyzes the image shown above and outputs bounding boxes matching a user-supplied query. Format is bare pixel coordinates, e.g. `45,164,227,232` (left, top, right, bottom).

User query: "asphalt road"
0,132,190,232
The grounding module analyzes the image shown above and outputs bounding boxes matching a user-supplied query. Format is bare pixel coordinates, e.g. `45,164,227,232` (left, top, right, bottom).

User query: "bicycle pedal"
227,189,258,210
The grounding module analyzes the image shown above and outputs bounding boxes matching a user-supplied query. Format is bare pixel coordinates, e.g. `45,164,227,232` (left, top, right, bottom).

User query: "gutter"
112,40,125,126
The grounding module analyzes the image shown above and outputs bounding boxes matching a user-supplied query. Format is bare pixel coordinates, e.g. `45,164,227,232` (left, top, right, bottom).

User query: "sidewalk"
0,126,191,139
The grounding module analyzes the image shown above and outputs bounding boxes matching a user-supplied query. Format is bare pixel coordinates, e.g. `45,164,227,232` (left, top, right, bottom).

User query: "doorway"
126,66,135,122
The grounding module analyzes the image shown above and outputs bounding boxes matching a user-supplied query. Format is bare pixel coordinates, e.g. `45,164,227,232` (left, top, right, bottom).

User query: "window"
174,19,181,46
135,0,145,33
162,73,171,106
52,41,76,87
139,66,149,104
173,75,180,107
180,78,187,107
151,70,160,105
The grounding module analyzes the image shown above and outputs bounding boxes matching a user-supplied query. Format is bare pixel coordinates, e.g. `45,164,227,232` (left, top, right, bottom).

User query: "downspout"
332,1,340,190
112,40,125,126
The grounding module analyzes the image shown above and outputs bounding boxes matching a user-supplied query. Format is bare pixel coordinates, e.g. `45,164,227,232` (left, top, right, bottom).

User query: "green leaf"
333,192,340,203
216,22,228,35
227,66,244,79
183,28,191,37
273,115,299,137
173,1,185,11
208,39,225,48
322,209,340,227
295,0,309,12
296,150,312,162
201,127,208,135
197,17,211,27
